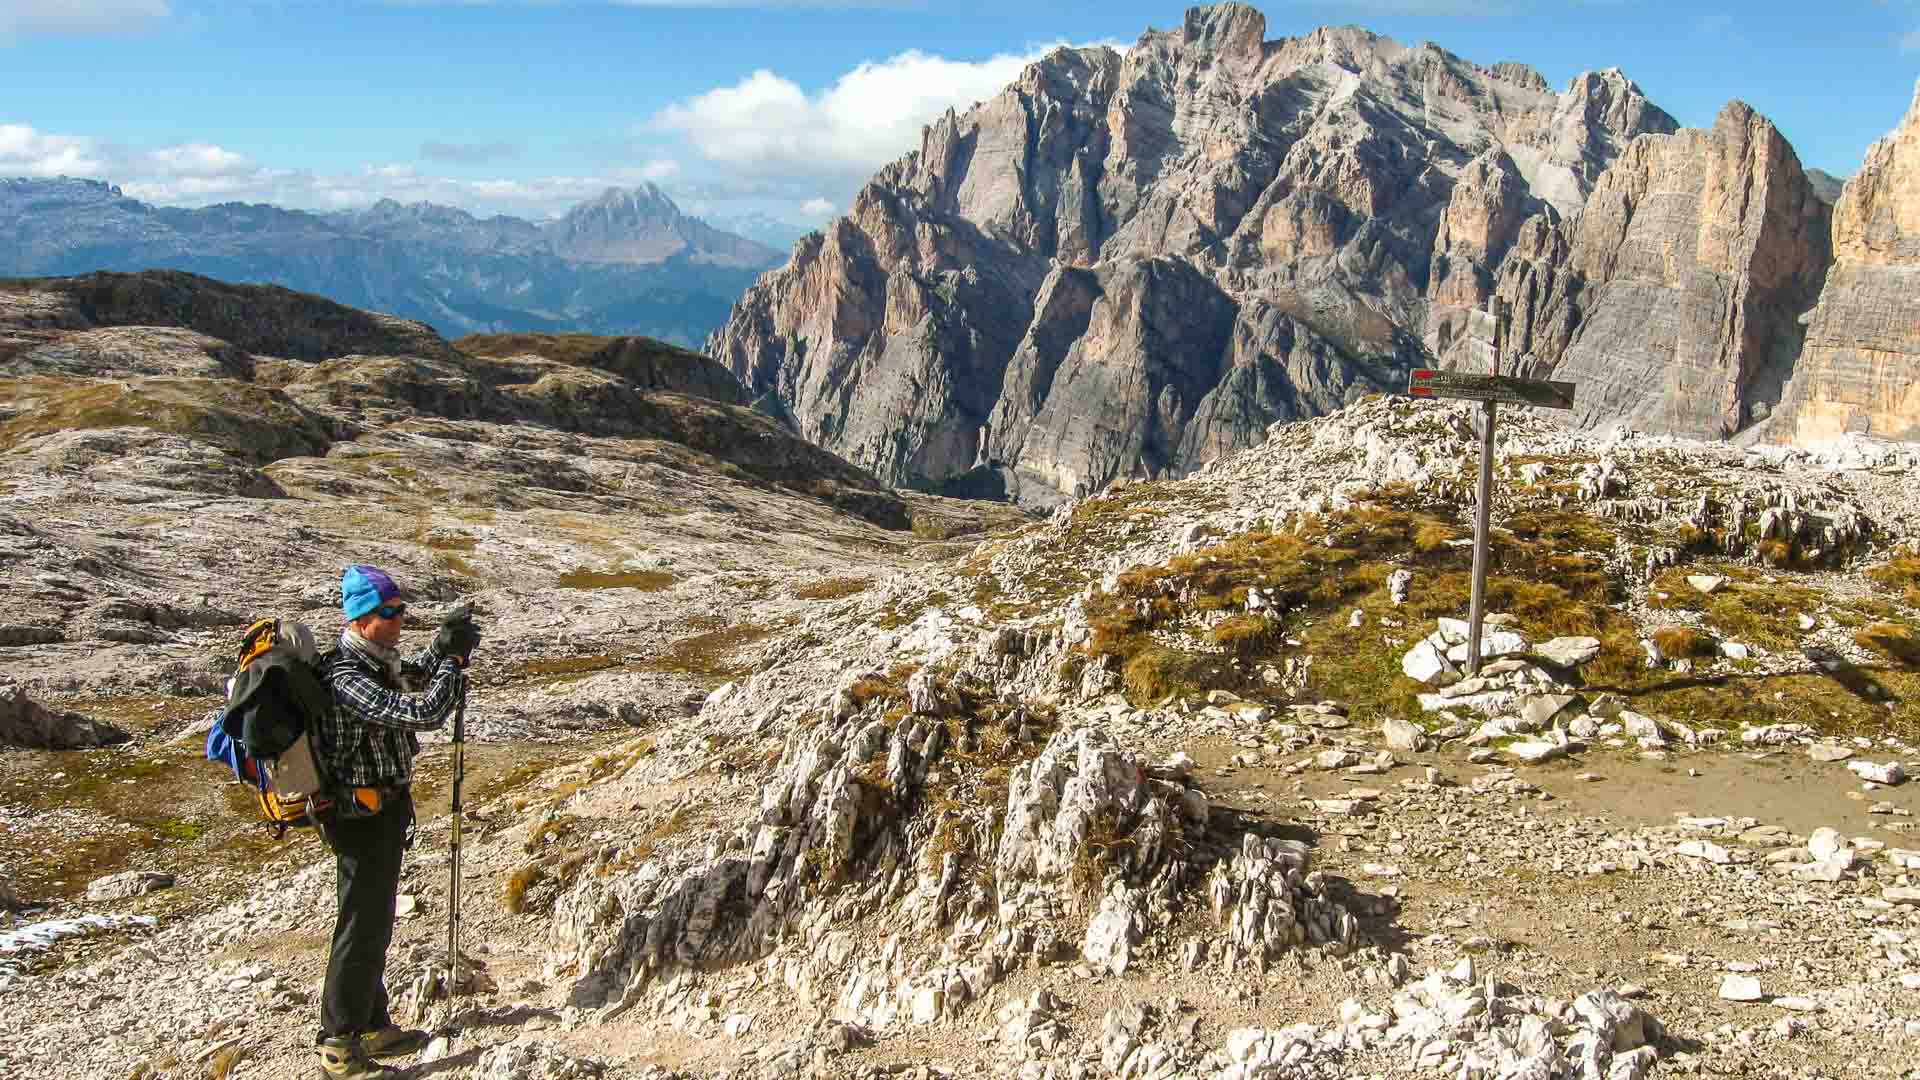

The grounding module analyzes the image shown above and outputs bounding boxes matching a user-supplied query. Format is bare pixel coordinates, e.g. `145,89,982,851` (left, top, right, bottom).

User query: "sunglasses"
373,604,407,620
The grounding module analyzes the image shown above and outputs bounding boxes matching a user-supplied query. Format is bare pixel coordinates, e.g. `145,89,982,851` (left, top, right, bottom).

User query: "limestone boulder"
0,685,130,749
86,871,174,902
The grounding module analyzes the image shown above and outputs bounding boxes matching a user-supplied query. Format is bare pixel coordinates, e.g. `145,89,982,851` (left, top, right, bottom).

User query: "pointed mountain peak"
1829,76,1920,264
1183,3,1266,52
545,184,775,267
578,184,679,217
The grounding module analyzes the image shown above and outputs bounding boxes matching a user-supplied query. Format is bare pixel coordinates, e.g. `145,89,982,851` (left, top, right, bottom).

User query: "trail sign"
1408,370,1577,410
1403,300,1579,676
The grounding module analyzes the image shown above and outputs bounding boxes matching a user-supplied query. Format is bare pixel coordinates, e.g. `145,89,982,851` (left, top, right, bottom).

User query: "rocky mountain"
0,269,906,530
545,185,777,267
709,2,1920,506
0,179,783,346
1484,100,1833,437
1806,168,1849,205
1769,84,1920,444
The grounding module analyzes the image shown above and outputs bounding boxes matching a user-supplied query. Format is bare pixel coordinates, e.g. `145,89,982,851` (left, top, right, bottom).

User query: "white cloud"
1904,28,1920,52
653,42,1116,182
420,139,520,164
1305,0,1636,9
0,122,663,218
623,159,681,182
0,124,111,176
143,142,251,174
377,1,913,6
0,0,170,37
800,197,834,217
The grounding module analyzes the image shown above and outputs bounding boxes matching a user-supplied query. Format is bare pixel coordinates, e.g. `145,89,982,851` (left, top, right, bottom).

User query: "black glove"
435,605,481,664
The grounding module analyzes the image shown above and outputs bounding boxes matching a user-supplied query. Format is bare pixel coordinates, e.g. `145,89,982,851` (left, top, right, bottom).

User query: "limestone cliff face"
1775,83,1920,442
708,3,1680,502
1491,102,1833,437
712,9,1920,492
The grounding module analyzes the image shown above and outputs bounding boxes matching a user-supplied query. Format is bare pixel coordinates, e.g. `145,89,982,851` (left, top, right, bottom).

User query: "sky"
2,0,1917,227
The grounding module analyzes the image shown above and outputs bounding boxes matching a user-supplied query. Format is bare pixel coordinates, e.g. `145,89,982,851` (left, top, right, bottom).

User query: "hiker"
311,564,480,1080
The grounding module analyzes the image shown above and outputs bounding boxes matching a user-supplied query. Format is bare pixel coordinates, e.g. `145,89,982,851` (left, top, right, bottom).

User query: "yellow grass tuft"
503,864,545,914
1651,625,1716,660
1867,555,1920,607
1857,622,1920,667
557,568,676,591
1413,520,1460,553
795,577,870,601
1208,613,1281,655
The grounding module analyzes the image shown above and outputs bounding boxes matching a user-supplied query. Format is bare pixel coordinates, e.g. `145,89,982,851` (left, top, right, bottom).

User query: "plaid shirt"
315,630,466,788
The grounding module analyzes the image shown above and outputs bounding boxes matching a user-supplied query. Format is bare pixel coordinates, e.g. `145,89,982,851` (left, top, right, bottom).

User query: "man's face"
355,601,407,649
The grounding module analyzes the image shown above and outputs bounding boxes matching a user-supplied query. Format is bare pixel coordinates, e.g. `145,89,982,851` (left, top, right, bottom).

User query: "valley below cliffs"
709,2,1920,508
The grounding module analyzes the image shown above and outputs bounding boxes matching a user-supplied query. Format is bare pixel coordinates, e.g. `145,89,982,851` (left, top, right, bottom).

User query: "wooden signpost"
1407,302,1578,674
1407,370,1577,410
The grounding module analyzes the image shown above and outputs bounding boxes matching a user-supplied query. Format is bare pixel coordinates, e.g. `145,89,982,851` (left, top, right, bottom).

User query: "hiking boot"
317,1036,403,1079
360,1025,429,1058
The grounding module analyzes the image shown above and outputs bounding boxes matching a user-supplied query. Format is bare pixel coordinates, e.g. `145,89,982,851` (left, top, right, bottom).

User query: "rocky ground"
4,300,1920,1080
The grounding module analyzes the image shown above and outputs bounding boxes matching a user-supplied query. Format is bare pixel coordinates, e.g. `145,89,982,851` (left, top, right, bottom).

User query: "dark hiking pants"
318,788,412,1039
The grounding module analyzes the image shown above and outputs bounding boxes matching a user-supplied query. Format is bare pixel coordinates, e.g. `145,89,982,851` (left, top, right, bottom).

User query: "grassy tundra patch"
1063,492,1918,739
557,567,676,591
638,622,773,680
1078,501,1627,709
795,577,871,601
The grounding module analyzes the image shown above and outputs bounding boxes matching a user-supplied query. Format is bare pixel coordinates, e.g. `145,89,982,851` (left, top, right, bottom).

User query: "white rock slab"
1507,740,1565,764
1380,714,1425,752
1401,639,1451,684
1535,636,1602,667
85,871,174,902
1848,760,1908,785
1808,827,1847,861
1674,840,1732,864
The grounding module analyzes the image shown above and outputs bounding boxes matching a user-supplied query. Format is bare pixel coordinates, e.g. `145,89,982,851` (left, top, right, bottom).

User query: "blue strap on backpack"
205,712,263,788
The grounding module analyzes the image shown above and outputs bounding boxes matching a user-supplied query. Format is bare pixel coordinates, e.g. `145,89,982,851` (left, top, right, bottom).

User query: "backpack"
205,618,337,835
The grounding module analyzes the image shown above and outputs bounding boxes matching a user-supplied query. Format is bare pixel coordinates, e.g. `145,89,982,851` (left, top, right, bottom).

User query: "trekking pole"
446,686,466,1001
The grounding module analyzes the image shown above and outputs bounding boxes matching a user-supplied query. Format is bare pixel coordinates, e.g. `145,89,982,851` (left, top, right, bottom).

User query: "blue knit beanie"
341,564,402,621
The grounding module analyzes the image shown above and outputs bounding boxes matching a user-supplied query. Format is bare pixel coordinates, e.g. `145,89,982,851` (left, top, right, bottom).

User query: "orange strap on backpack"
237,618,278,669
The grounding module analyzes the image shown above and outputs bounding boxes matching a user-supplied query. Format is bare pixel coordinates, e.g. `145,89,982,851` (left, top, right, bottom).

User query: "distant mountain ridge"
0,178,783,345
